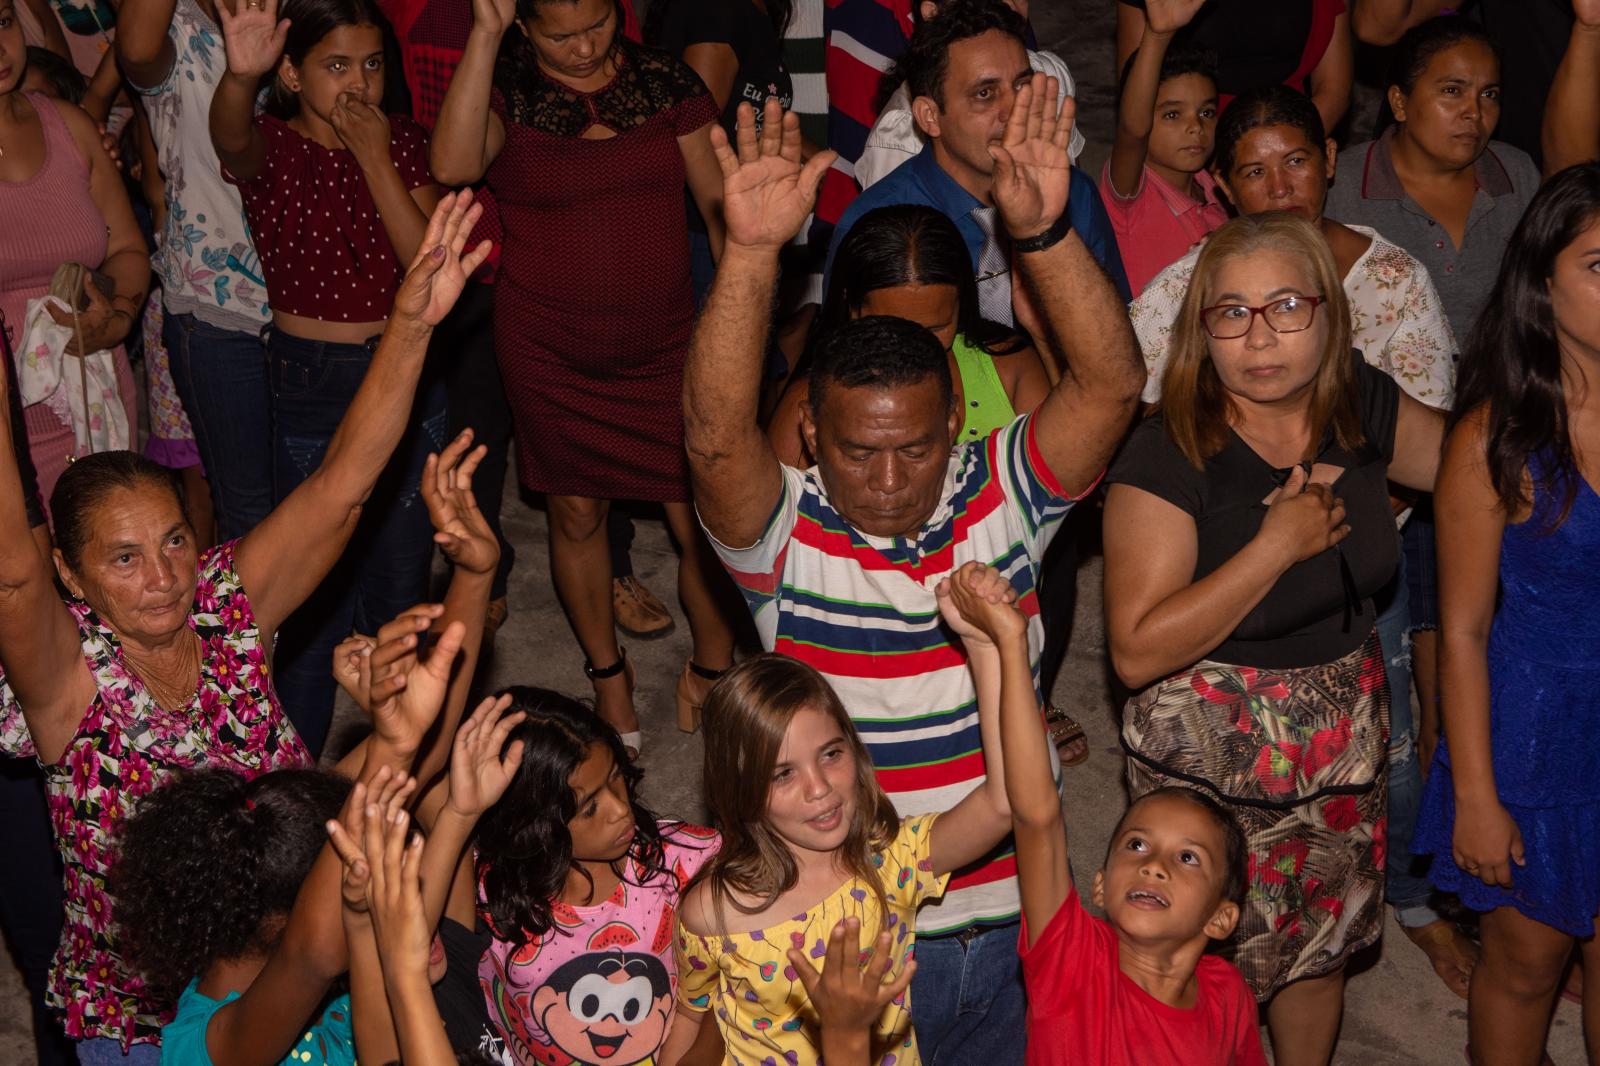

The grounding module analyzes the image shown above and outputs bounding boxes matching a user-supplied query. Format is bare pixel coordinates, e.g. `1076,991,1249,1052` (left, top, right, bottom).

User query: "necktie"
971,205,1014,327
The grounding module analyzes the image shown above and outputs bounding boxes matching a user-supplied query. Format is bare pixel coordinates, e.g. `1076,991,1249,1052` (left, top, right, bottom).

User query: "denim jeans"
0,758,74,1066
266,330,448,756
162,312,274,540
76,1038,159,1065
910,922,1027,1066
441,283,515,600
1375,549,1438,925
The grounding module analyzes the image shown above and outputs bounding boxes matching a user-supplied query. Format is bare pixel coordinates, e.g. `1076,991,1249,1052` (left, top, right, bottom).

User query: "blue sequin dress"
1415,454,1600,935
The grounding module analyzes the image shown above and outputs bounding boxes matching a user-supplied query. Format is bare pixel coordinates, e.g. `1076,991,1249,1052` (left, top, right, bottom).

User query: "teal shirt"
160,981,355,1066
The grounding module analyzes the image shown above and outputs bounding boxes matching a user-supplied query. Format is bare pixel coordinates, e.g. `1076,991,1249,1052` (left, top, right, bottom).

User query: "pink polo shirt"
1099,162,1228,298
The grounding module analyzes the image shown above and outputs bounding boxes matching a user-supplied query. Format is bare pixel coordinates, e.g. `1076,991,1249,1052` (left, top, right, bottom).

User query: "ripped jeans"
266,329,448,756
1375,549,1440,927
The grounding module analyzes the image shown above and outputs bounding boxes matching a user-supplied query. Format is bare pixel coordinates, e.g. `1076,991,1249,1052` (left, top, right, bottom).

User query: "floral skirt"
1122,633,1390,999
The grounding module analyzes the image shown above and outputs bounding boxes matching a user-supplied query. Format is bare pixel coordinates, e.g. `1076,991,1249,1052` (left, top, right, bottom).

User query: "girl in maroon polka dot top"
208,0,455,753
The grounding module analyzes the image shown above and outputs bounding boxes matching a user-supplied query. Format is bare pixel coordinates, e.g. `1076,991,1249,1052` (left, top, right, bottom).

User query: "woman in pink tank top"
0,25,148,509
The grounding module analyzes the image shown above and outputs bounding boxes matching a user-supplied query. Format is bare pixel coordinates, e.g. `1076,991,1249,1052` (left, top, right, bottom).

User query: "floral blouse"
675,814,949,1066
0,540,310,1049
1129,225,1457,410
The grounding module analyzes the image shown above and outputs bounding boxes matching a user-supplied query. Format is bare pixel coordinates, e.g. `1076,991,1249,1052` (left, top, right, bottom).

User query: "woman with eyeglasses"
1102,213,1445,1066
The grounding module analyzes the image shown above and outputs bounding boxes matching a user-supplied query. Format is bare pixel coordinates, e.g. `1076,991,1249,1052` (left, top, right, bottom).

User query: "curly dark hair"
474,688,673,948
110,768,351,999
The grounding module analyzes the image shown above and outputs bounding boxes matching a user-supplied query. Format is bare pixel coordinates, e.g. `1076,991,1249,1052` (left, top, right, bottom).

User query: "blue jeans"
163,312,274,540
1375,549,1437,925
910,922,1027,1066
76,1038,159,1065
266,330,447,756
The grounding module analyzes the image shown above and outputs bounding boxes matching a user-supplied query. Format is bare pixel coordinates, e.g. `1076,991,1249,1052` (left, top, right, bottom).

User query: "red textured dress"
488,38,716,501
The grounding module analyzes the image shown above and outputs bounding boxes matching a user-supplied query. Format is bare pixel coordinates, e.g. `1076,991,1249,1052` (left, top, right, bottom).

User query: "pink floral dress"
0,540,310,1049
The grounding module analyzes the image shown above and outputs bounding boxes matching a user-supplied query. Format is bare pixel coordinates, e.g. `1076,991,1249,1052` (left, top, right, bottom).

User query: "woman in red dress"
433,0,736,749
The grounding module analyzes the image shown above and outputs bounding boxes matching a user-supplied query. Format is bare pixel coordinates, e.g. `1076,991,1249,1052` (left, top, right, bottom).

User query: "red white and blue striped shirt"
706,413,1086,932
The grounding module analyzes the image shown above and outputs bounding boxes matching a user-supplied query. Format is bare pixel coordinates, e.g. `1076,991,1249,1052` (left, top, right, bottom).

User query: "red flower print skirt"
1121,633,1390,998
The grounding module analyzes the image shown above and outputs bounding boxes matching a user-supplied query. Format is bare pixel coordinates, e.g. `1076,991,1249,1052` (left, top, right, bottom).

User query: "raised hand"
363,787,433,981
329,93,392,172
470,0,517,36
332,634,378,713
1143,0,1207,36
990,74,1073,240
942,562,1027,648
444,694,526,819
391,190,493,328
786,918,915,1045
714,98,838,252
365,603,463,759
217,0,290,79
934,561,1019,648
326,767,418,912
421,429,498,577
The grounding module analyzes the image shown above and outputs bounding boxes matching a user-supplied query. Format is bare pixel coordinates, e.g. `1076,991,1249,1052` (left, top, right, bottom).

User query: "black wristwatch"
1013,212,1073,254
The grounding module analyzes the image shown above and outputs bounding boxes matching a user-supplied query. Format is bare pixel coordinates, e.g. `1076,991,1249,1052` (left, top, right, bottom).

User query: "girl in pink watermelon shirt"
475,688,718,1066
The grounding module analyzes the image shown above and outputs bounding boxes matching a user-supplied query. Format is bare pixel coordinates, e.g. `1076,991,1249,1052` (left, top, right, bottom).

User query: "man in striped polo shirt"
684,80,1143,1063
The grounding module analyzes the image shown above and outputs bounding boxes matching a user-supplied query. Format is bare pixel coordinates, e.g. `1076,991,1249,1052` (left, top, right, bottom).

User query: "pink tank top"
0,91,110,354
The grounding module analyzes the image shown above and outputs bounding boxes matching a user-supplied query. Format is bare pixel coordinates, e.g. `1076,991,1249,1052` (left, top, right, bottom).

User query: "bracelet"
1012,213,1073,254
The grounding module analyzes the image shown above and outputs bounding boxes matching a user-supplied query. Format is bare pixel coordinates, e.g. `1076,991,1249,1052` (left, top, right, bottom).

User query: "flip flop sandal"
1045,704,1089,766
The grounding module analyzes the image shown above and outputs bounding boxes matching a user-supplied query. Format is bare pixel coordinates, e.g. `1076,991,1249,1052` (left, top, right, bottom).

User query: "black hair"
1115,40,1218,104
1454,162,1600,529
820,204,1021,357
543,950,671,998
1110,786,1249,907
474,687,673,947
807,315,955,417
50,450,189,571
896,0,1028,110
265,0,388,119
645,0,791,47
1389,14,1499,98
1213,84,1325,177
25,46,88,103
111,768,352,999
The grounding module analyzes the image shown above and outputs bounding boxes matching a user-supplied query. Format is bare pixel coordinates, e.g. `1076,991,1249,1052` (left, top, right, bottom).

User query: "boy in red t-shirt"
946,562,1269,1066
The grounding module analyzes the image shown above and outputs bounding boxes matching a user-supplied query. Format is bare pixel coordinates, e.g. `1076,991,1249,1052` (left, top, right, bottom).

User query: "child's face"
565,742,637,863
764,706,860,858
1091,792,1239,947
1146,72,1218,177
282,23,386,123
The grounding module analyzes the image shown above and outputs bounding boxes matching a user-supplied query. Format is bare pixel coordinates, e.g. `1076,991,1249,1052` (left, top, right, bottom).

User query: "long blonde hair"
690,654,899,936
1159,212,1361,467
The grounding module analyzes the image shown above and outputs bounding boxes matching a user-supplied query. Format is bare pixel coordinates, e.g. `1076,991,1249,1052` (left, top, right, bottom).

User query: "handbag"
47,262,115,444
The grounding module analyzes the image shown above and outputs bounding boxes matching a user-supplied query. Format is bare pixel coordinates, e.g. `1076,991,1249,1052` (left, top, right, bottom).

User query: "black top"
433,916,498,1058
1108,358,1401,670
493,36,712,137
1119,0,1315,96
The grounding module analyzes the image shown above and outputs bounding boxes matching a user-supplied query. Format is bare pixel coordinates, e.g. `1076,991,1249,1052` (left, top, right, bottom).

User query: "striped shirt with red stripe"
706,413,1087,933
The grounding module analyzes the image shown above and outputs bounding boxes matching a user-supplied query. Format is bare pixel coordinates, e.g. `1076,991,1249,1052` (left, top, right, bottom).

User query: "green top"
952,333,1016,442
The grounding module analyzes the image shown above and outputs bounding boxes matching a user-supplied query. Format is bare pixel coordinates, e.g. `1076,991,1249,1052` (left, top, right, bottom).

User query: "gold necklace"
126,629,201,712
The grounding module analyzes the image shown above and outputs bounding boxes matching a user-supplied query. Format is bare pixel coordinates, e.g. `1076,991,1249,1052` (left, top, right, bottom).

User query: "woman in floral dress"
1101,214,1446,1065
0,197,487,1063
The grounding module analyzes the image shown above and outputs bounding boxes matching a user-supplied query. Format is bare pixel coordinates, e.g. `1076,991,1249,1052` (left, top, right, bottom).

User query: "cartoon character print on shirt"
534,949,674,1066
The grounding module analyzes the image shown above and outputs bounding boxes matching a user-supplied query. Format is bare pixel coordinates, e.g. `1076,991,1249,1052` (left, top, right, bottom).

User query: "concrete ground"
0,3,1583,1063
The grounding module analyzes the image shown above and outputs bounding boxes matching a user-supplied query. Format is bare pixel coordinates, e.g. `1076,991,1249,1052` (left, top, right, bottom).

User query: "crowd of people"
0,0,1599,1063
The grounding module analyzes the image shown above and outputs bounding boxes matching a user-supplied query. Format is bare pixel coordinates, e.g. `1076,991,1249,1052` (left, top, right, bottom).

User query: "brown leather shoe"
613,576,674,639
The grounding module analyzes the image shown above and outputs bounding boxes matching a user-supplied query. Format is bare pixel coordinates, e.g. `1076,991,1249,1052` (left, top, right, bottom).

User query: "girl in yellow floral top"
675,563,1040,1066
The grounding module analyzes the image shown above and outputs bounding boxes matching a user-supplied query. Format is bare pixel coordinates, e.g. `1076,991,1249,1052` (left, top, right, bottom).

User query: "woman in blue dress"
1416,162,1600,1064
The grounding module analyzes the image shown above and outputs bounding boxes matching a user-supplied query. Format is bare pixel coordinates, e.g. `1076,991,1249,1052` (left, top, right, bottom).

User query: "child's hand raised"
363,784,433,984
444,694,526,820
332,634,377,713
422,430,498,578
364,604,462,760
935,561,1023,648
216,0,290,79
326,766,418,914
786,918,914,1043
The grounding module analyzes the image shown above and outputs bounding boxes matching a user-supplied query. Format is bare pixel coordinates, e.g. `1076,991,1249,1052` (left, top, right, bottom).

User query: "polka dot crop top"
224,112,433,322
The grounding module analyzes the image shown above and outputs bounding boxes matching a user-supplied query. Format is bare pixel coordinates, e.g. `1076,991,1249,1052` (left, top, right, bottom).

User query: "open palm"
716,99,837,251
217,0,289,78
1143,0,1207,35
991,74,1073,240
393,190,492,327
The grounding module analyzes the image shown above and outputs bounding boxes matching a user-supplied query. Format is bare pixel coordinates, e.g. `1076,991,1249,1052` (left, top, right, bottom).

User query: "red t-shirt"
224,112,433,322
1019,885,1268,1066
